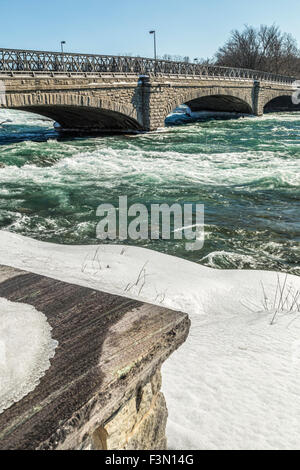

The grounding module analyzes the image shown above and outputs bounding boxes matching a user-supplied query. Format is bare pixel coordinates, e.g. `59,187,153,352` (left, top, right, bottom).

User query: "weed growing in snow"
261,274,300,325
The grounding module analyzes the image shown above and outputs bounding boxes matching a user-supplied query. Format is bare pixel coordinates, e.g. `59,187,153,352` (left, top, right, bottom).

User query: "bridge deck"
0,48,295,84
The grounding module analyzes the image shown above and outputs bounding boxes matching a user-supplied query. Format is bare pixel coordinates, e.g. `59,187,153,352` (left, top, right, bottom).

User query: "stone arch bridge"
0,48,298,133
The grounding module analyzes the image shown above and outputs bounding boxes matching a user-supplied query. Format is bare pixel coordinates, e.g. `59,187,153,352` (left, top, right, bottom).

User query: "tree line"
159,24,300,77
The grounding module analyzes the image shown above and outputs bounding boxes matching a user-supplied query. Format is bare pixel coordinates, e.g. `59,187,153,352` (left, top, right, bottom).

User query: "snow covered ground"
0,230,300,449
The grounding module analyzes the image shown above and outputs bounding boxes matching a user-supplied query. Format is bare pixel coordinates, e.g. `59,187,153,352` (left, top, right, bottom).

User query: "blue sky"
1,0,300,59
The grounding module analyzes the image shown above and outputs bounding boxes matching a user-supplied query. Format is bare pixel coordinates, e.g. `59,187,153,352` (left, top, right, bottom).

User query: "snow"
0,230,300,449
0,296,57,414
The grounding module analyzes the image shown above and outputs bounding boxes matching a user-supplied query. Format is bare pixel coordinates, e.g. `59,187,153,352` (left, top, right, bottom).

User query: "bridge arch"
4,93,143,132
163,88,254,121
263,94,300,113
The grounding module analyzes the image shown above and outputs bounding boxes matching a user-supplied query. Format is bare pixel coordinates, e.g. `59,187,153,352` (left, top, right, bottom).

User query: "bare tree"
196,57,215,66
160,54,190,63
215,24,300,76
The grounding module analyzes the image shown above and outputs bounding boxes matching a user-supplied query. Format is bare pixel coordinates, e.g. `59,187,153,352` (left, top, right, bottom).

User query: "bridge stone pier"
0,49,298,133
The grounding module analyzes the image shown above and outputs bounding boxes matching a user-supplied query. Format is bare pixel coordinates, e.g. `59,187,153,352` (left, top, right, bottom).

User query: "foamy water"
0,109,299,274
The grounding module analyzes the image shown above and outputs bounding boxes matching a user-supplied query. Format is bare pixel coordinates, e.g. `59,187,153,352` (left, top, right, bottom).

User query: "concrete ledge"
0,265,190,450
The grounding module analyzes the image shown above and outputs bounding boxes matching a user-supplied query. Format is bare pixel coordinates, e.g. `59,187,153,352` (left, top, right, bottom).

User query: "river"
0,109,299,274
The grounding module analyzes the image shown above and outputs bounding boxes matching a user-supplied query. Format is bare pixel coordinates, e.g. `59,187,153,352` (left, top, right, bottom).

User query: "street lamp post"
60,41,66,72
149,30,157,75
149,30,157,61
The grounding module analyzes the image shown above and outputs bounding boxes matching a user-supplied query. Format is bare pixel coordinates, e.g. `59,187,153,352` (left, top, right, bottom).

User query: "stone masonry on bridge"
0,49,298,133
0,75,296,133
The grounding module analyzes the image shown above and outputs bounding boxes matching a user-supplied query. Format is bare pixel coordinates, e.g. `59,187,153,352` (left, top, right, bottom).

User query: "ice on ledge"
0,297,57,414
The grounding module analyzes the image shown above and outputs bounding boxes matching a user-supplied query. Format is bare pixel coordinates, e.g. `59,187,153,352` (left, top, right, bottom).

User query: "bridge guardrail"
0,48,295,84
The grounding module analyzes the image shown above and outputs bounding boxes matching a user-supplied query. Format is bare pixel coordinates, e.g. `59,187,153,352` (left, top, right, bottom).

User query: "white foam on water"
1,111,299,191
0,144,299,190
0,109,53,127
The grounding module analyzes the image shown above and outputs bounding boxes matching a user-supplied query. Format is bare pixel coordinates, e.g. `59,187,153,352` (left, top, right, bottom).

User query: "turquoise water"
0,109,299,274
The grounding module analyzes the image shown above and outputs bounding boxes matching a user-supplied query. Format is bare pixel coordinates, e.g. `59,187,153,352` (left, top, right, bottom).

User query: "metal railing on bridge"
0,48,295,84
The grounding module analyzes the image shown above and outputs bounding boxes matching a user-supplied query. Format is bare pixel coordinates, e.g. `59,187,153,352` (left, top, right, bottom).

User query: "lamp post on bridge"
149,30,157,75
60,41,66,73
149,30,157,61
60,41,66,54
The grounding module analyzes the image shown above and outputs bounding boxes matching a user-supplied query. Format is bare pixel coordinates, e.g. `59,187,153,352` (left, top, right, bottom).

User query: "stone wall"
0,74,296,132
2,75,145,131
88,371,167,450
144,77,257,129
256,83,298,115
